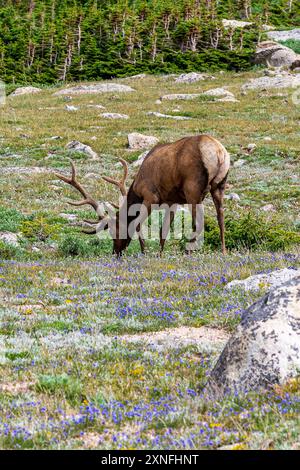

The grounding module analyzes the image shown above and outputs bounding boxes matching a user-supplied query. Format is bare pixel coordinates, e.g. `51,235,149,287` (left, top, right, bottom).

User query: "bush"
58,234,112,257
20,216,56,242
204,211,300,251
0,206,24,233
0,240,20,259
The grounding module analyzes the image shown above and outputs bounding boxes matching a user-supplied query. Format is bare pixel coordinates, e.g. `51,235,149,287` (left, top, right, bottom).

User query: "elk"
55,134,230,256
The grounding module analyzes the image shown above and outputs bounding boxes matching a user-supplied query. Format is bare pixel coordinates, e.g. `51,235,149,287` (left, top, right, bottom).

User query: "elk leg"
137,225,145,254
210,186,226,255
160,205,177,254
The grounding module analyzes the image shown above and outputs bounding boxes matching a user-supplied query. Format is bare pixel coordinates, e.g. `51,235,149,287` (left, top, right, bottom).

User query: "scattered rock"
161,93,202,101
225,193,240,201
127,73,147,80
226,268,300,291
0,232,20,246
247,143,257,152
66,141,98,160
203,87,233,98
175,72,213,83
203,88,239,102
222,19,253,29
234,159,246,168
242,73,300,90
132,150,149,167
54,83,135,96
59,213,78,221
205,275,300,398
155,99,162,105
147,111,191,121
121,326,229,353
65,105,79,112
127,133,159,150
10,86,42,97
86,104,106,110
100,112,129,120
254,41,300,69
263,136,272,142
261,204,276,212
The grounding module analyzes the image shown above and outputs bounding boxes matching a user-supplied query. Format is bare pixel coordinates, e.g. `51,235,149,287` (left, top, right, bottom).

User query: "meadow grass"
0,71,299,449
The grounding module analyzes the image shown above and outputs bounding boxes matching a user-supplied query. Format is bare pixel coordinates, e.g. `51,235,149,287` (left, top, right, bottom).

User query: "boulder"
225,268,300,291
66,141,98,160
54,83,135,96
267,29,300,42
254,41,299,68
242,73,300,90
127,133,159,150
205,275,300,398
10,86,42,97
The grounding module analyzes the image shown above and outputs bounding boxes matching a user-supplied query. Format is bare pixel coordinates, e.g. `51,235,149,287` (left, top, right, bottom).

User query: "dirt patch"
119,326,229,352
0,381,35,395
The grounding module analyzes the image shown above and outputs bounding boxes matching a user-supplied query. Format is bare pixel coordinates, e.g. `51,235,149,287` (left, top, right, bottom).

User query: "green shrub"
36,374,82,405
0,206,24,233
58,234,112,257
204,211,300,251
0,240,20,259
20,216,56,242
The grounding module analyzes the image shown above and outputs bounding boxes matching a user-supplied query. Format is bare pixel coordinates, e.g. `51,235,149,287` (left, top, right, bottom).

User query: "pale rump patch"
199,136,230,185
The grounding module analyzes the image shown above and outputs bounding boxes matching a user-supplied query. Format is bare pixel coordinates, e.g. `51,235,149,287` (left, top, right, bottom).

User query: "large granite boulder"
254,41,299,68
205,276,300,398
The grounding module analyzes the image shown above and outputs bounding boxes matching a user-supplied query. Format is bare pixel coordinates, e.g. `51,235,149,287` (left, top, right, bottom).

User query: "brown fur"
113,135,230,255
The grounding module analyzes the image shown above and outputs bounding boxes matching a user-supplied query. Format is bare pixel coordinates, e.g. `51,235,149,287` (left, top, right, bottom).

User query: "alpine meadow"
0,0,299,453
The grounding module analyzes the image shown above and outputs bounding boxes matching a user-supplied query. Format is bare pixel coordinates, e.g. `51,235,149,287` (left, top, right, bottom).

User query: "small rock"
247,143,257,152
86,104,106,110
100,112,129,120
65,105,79,112
147,111,191,121
225,193,240,201
161,94,202,101
155,99,162,105
128,133,159,150
234,159,246,168
59,213,78,221
261,204,276,212
263,136,272,141
0,232,20,246
66,141,98,160
175,72,209,83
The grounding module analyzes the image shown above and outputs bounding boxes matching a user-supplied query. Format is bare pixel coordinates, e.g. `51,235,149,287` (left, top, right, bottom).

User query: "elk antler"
55,160,107,234
102,158,129,198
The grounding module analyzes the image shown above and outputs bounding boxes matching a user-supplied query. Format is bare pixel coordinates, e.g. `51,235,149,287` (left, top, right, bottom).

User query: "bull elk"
55,134,230,256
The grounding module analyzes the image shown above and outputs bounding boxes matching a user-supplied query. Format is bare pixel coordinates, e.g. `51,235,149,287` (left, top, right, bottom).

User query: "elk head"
54,159,136,254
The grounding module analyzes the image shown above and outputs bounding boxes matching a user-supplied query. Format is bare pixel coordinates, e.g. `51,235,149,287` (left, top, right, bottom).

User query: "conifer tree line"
0,0,298,83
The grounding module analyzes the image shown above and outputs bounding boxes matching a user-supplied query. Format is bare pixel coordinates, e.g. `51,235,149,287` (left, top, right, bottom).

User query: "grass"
0,70,299,449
